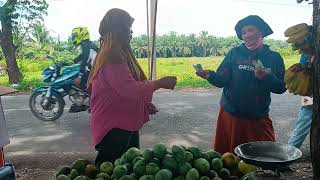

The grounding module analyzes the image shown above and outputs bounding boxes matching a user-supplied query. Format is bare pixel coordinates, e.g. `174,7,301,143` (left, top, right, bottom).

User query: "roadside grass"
0,55,299,91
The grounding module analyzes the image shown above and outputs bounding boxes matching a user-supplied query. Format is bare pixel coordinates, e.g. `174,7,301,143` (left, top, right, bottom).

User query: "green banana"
287,30,309,43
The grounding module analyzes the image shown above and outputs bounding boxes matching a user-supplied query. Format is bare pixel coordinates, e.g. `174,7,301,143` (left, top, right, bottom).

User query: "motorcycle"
29,62,90,121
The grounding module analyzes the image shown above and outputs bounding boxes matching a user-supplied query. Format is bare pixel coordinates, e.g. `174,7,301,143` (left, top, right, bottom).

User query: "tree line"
0,0,296,84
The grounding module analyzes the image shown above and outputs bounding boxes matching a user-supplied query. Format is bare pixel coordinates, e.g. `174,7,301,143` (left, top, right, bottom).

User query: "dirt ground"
3,91,314,180
13,163,313,180
285,160,313,180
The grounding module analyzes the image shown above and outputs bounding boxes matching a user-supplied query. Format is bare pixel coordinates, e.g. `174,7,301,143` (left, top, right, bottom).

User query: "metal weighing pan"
234,141,302,170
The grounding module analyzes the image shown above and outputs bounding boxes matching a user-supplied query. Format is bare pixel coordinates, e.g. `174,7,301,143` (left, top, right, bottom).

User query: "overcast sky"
45,0,313,41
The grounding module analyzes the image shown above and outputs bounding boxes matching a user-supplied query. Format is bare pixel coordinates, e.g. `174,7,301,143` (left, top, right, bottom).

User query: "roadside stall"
54,0,306,179
0,85,17,180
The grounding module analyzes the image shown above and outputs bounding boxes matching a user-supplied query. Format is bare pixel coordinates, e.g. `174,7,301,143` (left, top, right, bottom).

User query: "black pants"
94,128,139,166
80,71,89,90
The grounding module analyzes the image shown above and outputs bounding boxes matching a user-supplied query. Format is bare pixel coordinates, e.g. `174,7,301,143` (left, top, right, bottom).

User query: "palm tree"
132,45,147,58
208,35,219,56
167,31,180,57
178,35,191,57
187,33,197,57
131,36,148,58
127,32,292,58
157,35,170,57
31,23,51,49
197,31,209,57
221,36,241,49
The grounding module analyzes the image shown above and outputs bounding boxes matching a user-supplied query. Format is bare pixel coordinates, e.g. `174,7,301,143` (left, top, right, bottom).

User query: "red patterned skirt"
213,107,275,154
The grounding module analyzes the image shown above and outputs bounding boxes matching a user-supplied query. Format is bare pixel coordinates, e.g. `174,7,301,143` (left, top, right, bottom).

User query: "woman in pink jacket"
86,8,177,166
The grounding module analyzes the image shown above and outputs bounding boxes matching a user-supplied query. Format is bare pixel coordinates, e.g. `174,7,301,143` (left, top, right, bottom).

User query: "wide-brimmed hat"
235,15,273,40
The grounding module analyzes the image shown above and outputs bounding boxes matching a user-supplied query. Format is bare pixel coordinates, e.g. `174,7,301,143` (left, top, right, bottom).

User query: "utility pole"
311,1,320,179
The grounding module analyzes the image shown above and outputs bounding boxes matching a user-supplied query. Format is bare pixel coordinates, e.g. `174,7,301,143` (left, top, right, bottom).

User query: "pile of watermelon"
56,143,256,180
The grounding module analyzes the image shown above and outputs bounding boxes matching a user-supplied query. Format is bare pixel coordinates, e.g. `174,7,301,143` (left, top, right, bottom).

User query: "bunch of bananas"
284,23,312,54
285,63,313,96
284,23,310,43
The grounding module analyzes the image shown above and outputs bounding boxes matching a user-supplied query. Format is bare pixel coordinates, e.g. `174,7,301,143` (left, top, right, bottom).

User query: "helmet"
71,27,90,46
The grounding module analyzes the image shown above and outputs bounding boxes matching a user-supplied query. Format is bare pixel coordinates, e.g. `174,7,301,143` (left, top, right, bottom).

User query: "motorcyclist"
69,27,99,113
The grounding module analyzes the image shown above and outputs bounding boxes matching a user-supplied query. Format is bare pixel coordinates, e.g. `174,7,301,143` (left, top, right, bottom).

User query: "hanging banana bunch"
284,23,313,54
285,63,313,96
285,23,309,43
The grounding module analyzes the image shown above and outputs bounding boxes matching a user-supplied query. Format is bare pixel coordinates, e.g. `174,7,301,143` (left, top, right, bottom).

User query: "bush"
277,47,298,59
0,59,49,91
18,59,52,74
18,78,45,91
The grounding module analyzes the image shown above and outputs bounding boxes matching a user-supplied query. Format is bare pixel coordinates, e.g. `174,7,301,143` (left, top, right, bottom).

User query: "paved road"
1,89,308,179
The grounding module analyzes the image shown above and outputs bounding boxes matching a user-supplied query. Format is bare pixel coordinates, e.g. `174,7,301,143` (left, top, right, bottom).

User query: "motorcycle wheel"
29,91,65,121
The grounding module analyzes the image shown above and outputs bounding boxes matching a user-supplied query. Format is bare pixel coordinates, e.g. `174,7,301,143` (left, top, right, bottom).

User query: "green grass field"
0,55,300,91
140,55,299,88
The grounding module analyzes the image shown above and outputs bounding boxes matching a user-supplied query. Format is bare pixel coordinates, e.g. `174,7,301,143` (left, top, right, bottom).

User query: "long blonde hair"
87,8,147,90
